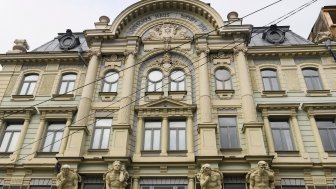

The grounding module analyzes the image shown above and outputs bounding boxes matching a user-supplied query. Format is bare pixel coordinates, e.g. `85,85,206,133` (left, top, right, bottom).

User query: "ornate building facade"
0,1,336,189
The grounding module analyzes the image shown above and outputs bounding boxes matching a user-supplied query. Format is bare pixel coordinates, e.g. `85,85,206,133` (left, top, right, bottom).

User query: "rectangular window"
169,120,186,151
223,175,246,189
316,118,336,152
91,118,112,149
29,179,53,189
280,178,305,189
0,123,22,152
83,177,104,189
219,117,239,149
144,121,161,151
41,122,65,152
270,118,295,151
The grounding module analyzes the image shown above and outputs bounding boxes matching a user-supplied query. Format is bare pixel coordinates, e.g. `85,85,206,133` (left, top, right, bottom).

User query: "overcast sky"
0,0,334,53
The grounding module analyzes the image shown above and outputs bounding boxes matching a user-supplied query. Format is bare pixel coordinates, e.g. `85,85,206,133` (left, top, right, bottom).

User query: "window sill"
167,150,188,154
325,151,336,157
99,92,117,102
220,148,242,152
87,149,109,152
306,90,331,97
215,90,234,99
168,91,187,100
0,152,11,158
36,152,58,158
261,90,287,97
11,94,34,101
145,91,164,101
52,94,75,101
275,150,300,157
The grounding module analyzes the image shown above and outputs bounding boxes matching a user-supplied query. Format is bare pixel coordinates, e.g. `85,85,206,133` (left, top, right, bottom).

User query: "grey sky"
0,0,334,53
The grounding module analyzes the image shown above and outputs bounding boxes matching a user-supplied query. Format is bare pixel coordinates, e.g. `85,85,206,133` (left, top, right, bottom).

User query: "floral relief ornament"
142,23,193,41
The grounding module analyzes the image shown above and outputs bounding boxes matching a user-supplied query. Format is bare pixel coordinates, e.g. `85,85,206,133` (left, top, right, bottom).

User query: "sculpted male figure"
246,161,275,189
197,164,223,189
104,161,129,189
56,165,79,189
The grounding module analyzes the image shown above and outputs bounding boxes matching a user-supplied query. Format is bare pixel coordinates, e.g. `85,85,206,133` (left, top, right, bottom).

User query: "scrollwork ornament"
196,48,210,55
88,49,102,58
233,46,248,54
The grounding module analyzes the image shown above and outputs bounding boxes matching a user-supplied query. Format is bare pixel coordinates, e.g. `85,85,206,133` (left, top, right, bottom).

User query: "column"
117,51,136,125
135,117,144,155
11,111,31,161
234,46,257,123
197,49,212,123
28,114,46,160
63,50,100,157
59,116,72,155
262,113,275,154
161,117,168,156
290,113,308,158
187,116,194,154
132,177,139,189
188,177,195,189
308,113,328,159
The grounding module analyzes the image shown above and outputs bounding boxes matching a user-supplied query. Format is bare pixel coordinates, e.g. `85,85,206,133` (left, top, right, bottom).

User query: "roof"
32,32,89,52
249,26,313,47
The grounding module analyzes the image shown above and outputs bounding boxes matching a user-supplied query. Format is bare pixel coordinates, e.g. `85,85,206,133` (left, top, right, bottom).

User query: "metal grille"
140,178,188,185
30,179,52,186
281,179,305,186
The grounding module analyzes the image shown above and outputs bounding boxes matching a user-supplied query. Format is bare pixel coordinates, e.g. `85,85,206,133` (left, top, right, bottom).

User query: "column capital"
124,48,138,56
88,49,101,58
233,45,248,54
196,48,210,55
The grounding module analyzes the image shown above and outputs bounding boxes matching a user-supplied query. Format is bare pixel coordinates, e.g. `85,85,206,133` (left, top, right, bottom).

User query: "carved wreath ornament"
142,23,193,41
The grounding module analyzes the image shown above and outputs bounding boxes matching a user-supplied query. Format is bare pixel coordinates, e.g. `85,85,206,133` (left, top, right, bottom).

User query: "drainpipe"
325,38,336,62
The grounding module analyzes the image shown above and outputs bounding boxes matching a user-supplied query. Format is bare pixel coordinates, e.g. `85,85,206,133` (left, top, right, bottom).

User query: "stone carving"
246,161,275,189
104,161,129,189
142,23,193,41
56,165,80,189
58,29,81,50
7,39,29,53
196,164,223,189
315,31,332,43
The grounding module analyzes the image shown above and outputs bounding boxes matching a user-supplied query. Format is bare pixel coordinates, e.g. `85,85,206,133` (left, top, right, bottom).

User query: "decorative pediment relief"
142,23,193,41
135,98,196,116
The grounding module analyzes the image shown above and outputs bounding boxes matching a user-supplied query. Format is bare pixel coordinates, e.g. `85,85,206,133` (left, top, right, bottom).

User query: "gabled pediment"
135,98,195,110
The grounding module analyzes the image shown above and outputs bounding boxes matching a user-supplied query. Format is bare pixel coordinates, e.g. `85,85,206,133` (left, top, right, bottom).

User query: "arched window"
302,68,323,90
170,70,185,91
147,70,163,92
58,73,77,94
261,69,280,91
19,74,39,95
215,68,232,90
102,71,119,92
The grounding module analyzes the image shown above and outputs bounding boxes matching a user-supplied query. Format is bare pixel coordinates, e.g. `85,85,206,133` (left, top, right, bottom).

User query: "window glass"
148,70,163,92
169,121,186,151
144,121,161,150
170,70,186,91
316,118,336,151
302,68,323,90
0,123,22,152
270,119,295,151
19,74,38,95
215,69,232,90
42,123,65,152
102,71,119,92
91,118,112,149
261,69,280,91
59,73,76,94
219,117,239,149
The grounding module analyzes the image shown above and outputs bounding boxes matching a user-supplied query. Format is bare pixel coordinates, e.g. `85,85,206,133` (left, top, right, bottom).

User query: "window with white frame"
19,74,39,95
0,122,22,152
169,120,186,151
316,117,336,152
215,68,232,90
147,70,163,92
102,71,119,92
261,69,280,91
41,122,65,152
91,118,112,149
58,73,77,94
219,117,240,149
170,70,186,91
269,118,295,151
302,68,323,90
144,121,161,151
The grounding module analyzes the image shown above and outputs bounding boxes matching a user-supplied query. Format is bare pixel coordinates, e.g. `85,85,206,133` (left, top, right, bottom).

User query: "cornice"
247,45,331,57
0,52,88,63
257,103,300,111
302,102,336,111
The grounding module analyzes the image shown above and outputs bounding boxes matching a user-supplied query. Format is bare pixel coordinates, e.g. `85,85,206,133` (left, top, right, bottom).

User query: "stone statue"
56,164,79,189
196,164,223,189
246,161,275,189
104,161,129,189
